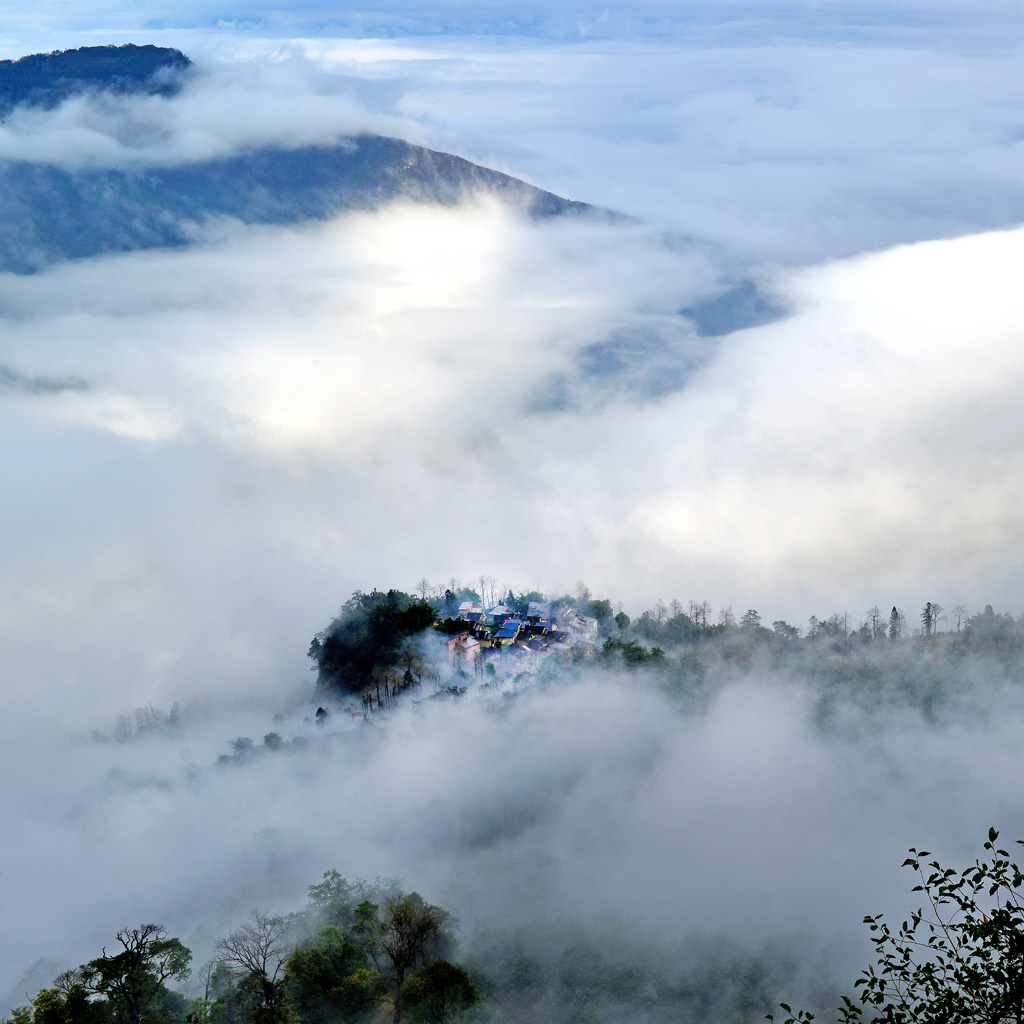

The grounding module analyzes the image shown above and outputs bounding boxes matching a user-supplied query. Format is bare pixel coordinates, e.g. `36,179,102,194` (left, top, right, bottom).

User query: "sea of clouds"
4,0,1024,1008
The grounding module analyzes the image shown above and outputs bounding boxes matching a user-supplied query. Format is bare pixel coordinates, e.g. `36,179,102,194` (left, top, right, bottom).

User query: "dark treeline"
0,45,191,115
306,578,1024,730
598,599,1024,729
2,874,838,1024
3,878,477,1024
308,591,436,695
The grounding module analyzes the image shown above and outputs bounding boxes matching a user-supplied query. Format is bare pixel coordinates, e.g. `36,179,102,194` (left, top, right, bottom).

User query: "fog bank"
5,660,1024,1010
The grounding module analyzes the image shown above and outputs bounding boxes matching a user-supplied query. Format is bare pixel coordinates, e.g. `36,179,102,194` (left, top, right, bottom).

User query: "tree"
697,600,712,629
31,989,68,1024
285,926,383,1024
80,925,191,1024
922,602,934,638
867,606,883,640
740,609,762,631
770,828,1024,1024
309,591,437,692
34,973,107,1024
306,870,361,926
962,606,1024,660
360,894,453,1024
400,961,479,1024
954,605,969,633
215,911,292,1024
647,599,667,632
889,606,901,642
772,620,800,641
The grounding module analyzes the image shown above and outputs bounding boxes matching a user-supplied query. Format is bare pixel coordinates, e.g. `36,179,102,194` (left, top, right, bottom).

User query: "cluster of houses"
442,600,602,671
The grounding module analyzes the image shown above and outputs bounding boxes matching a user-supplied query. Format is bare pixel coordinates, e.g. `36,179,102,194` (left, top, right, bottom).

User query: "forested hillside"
303,580,1024,731
0,45,592,274
0,45,190,114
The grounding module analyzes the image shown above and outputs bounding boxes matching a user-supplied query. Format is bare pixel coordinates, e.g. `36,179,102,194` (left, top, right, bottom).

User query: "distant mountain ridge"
0,43,191,116
0,44,592,273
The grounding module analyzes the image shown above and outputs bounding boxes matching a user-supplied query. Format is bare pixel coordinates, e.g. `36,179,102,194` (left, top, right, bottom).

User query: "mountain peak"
0,43,191,116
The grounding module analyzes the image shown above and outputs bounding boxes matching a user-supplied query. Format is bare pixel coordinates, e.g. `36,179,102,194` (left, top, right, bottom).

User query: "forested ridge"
10,834,1024,1024
303,580,1024,728
0,45,190,115
1,866,833,1024
3,878,475,1024
0,45,591,275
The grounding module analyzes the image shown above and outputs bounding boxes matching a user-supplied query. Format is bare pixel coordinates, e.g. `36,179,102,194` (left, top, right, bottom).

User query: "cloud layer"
3,205,1024,667
3,5,1024,1014
6,664,1024,1006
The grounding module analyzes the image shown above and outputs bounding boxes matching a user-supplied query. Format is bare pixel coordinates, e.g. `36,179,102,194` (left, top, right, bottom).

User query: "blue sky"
5,1,1024,37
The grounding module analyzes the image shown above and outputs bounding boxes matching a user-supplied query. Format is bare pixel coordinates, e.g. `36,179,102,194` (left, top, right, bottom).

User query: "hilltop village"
305,583,1024,726
306,587,617,711
439,599,602,673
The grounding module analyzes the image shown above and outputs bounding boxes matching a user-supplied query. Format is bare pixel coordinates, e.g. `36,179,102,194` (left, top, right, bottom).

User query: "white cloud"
3,7,1024,1012
4,666,1024,1002
0,54,421,169
3,206,1024,688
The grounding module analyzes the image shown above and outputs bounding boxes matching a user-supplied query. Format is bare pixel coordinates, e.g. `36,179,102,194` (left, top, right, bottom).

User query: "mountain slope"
0,136,592,273
0,45,593,274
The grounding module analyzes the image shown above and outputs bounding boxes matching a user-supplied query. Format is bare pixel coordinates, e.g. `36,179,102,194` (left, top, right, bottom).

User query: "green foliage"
2,981,109,1024
433,619,473,637
30,990,66,1024
332,970,387,1019
961,606,1024,661
208,970,258,1024
601,638,664,666
184,998,213,1024
359,893,456,1024
80,925,190,1024
771,829,1024,1024
307,871,361,927
661,612,701,645
309,590,436,692
285,928,379,1024
400,961,480,1024
0,45,190,115
200,877,462,1024
772,621,800,642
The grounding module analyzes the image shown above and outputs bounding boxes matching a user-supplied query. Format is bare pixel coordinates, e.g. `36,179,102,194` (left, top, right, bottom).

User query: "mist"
6,644,1024,1014
3,4,1024,1021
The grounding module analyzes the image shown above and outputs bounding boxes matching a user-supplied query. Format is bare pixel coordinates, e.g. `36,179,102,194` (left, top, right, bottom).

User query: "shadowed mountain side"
0,136,595,273
0,44,191,116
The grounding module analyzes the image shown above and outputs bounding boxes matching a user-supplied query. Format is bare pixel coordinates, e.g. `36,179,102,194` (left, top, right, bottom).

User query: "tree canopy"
0,45,190,115
308,590,436,692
